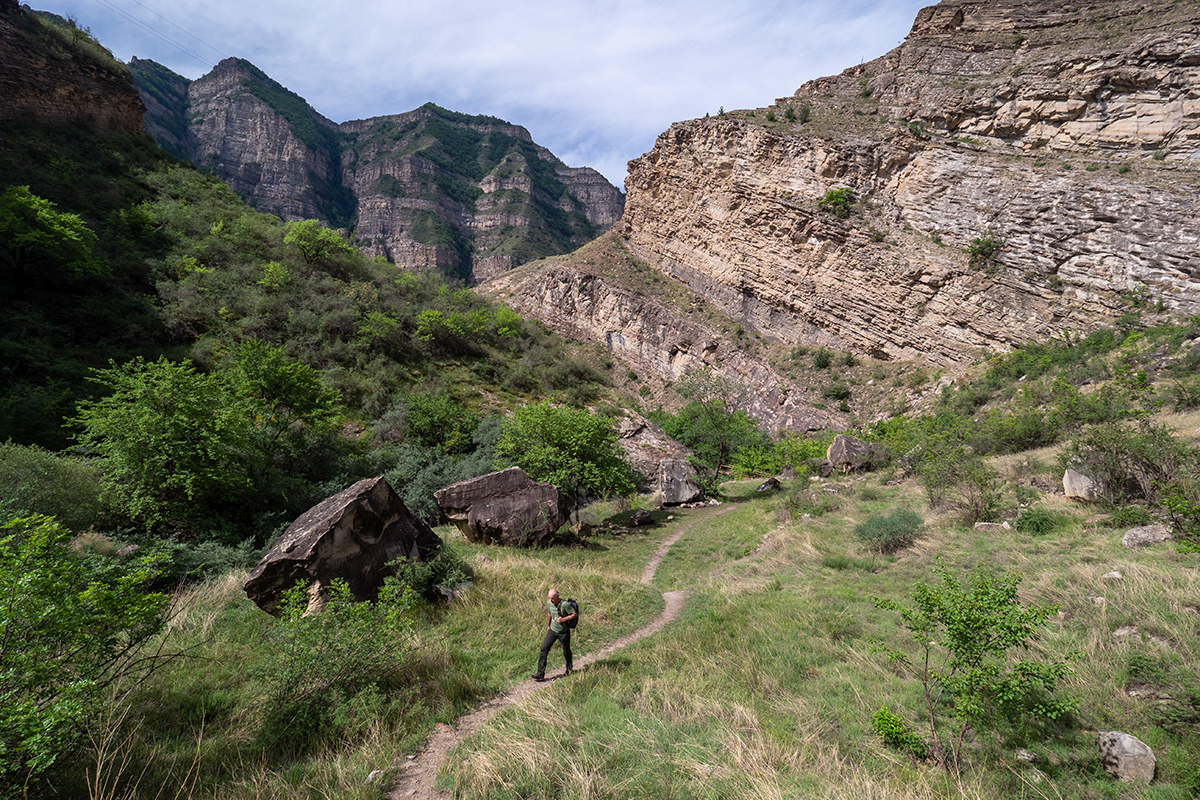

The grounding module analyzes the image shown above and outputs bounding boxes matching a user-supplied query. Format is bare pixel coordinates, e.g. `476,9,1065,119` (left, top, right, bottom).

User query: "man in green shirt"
531,588,577,681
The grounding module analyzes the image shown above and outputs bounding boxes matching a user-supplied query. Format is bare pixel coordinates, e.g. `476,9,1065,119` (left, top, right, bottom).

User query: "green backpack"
565,598,580,629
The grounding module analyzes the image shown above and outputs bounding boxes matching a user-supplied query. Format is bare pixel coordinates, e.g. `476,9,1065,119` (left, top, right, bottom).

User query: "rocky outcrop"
619,0,1200,367
1122,524,1173,547
129,59,624,281
1064,468,1102,501
0,6,144,135
434,467,570,548
243,476,442,615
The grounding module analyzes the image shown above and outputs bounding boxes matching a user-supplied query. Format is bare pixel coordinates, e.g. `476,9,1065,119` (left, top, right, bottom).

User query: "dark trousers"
536,628,572,675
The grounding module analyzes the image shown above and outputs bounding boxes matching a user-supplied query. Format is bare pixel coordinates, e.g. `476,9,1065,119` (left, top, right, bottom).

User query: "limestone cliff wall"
0,5,144,135
621,0,1200,366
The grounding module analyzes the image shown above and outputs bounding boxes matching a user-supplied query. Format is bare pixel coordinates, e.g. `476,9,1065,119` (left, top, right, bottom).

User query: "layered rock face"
130,60,623,280
621,0,1200,366
0,5,144,135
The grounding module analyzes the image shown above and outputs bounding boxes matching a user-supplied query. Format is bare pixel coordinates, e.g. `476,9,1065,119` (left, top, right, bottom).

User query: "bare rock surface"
244,476,442,615
1098,730,1156,783
613,410,690,488
434,467,569,548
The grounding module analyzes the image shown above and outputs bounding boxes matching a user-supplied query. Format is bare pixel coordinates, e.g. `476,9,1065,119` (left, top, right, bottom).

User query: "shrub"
1014,505,1067,535
784,487,840,518
0,441,110,530
822,382,851,401
817,188,854,219
0,514,171,793
765,110,776,122
813,348,833,369
947,459,1007,526
872,706,928,760
872,561,1078,772
1061,420,1197,504
784,106,796,122
1108,504,1153,528
855,509,924,553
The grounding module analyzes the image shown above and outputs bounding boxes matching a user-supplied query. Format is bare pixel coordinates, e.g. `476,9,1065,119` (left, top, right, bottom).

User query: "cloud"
37,0,929,185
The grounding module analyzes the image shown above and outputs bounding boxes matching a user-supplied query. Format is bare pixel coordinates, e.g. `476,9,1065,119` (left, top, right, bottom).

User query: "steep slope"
622,0,1200,367
488,0,1200,433
0,3,144,135
130,60,623,281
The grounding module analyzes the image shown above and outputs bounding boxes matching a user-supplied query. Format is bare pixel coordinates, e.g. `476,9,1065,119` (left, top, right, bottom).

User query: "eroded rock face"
0,6,145,135
244,476,442,615
660,460,703,505
620,0,1200,367
434,467,570,548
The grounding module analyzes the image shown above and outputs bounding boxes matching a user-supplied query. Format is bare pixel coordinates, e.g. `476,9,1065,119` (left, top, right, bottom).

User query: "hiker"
531,588,576,681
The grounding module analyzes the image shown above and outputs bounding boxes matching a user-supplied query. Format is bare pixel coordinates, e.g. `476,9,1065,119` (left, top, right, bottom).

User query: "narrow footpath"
387,507,725,799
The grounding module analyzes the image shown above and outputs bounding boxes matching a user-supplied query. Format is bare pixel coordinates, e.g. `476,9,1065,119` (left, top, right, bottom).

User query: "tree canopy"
0,184,104,299
493,402,635,504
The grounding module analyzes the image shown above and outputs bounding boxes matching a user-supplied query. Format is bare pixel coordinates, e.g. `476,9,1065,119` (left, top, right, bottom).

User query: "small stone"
1015,748,1037,763
1113,625,1139,638
1102,570,1123,582
1091,596,1107,606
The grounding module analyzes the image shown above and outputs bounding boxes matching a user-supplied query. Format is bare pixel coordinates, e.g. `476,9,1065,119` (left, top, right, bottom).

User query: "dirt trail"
387,506,726,799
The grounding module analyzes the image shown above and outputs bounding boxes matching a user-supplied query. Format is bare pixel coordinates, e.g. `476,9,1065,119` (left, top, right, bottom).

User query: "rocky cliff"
130,60,623,281
622,0,1200,367
0,4,144,135
486,0,1200,431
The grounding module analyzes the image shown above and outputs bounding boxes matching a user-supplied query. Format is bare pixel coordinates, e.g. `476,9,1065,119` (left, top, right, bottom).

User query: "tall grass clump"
855,509,923,553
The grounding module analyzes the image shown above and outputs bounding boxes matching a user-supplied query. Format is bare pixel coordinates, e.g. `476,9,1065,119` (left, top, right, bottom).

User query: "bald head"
548,588,559,603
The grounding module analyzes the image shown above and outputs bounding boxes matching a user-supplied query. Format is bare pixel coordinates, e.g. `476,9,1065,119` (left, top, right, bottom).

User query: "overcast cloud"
34,0,930,186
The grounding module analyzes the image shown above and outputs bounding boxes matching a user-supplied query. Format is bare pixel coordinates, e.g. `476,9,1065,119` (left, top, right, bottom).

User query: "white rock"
1098,730,1156,783
1064,468,1102,501
1121,524,1173,548
1102,570,1123,582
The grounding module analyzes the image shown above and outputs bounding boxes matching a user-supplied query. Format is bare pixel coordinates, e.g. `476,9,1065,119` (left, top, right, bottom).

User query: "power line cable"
125,0,228,60
86,0,211,67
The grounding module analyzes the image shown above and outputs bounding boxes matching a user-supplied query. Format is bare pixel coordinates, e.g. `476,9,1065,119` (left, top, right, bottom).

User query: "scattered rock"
1015,748,1038,763
244,476,442,615
1091,596,1108,606
1102,570,1124,582
659,460,703,505
1064,468,1102,501
1098,730,1156,783
973,521,1011,532
629,509,654,526
434,581,474,605
756,477,781,492
1113,626,1139,638
816,459,834,478
1121,524,1173,548
1030,476,1058,494
435,467,571,548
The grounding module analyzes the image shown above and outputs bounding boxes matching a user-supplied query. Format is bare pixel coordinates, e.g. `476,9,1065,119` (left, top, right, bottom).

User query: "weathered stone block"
1098,730,1155,783
1121,524,1172,548
659,459,702,505
434,467,570,548
244,476,441,615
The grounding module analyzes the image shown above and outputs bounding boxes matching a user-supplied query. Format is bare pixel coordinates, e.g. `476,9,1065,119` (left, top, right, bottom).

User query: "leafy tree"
658,367,766,483
0,185,105,300
494,402,634,510
817,187,854,219
872,561,1077,773
282,219,353,264
0,514,171,795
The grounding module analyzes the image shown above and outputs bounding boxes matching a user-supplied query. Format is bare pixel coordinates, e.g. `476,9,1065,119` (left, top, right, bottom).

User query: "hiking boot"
565,667,573,676
531,673,545,682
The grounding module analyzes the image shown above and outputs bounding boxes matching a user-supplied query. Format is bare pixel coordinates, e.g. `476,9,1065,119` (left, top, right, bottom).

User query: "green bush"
855,509,924,553
1061,420,1197,504
813,348,833,369
0,441,109,530
966,231,1005,273
872,706,928,760
784,487,840,518
817,188,854,219
0,514,171,794
1108,504,1153,528
1014,506,1067,535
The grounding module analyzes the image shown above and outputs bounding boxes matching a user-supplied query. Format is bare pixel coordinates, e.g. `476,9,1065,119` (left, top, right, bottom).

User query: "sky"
33,0,931,188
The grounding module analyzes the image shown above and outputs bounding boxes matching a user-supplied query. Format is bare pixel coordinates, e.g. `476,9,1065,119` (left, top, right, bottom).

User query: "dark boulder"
244,476,441,615
629,508,654,526
660,459,703,505
756,477,781,492
826,435,871,473
434,467,570,547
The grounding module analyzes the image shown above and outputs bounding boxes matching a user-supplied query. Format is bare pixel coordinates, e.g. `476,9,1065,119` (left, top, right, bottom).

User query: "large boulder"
1098,730,1156,783
1064,468,1102,501
826,435,872,473
659,459,702,505
434,467,570,547
1122,524,1173,548
244,476,441,615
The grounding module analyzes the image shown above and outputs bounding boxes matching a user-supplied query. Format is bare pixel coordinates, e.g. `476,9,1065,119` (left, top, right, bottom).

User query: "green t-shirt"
548,599,570,633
